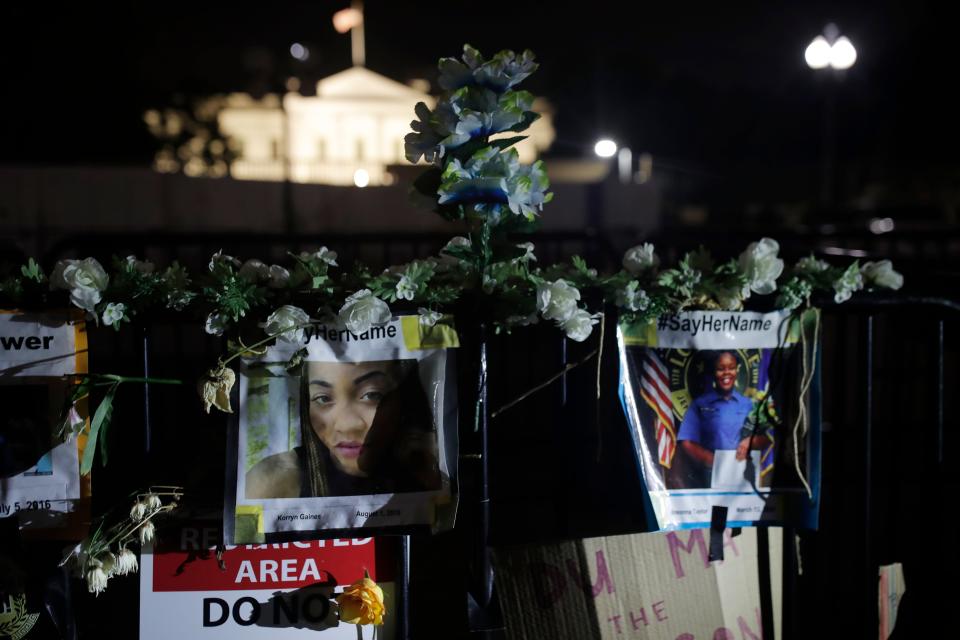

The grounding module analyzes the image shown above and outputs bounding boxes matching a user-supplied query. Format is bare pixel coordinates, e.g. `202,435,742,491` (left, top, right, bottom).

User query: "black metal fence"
21,231,960,639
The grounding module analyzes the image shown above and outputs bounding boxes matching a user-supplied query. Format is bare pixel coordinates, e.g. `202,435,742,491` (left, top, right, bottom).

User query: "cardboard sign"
495,528,782,640
0,311,89,530
618,310,821,530
140,524,395,639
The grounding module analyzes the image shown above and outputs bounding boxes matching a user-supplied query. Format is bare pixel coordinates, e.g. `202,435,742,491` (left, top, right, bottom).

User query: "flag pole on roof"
333,1,366,67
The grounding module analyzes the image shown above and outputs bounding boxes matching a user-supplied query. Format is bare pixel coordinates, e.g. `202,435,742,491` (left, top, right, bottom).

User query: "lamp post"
805,24,857,207
594,138,636,184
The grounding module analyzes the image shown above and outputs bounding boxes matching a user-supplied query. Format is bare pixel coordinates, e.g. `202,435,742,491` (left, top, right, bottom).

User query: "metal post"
398,534,411,640
937,319,945,467
142,326,151,454
477,332,492,609
863,314,875,638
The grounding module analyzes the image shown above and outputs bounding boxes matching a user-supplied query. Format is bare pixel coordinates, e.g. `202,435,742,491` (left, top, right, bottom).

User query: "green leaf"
489,135,527,151
20,258,44,283
412,167,443,199
81,382,118,475
505,111,540,133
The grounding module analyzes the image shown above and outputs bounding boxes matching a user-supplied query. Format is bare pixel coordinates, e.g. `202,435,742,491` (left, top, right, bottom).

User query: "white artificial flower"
85,566,110,596
622,243,660,276
208,250,241,272
616,281,649,312
264,305,310,343
204,312,227,336
338,290,391,334
514,242,537,264
396,275,417,301
130,500,147,522
301,247,338,267
138,521,156,545
537,279,581,322
861,260,903,290
50,258,109,313
125,255,155,274
238,258,269,281
267,265,290,288
796,255,830,275
144,493,162,511
561,309,599,342
418,308,443,327
833,263,864,303
442,236,471,254
101,302,126,327
739,238,784,296
114,548,139,576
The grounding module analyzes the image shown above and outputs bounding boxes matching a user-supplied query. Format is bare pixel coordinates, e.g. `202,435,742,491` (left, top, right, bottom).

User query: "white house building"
217,66,555,186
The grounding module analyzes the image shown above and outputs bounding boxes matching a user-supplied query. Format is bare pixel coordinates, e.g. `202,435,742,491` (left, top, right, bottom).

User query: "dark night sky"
2,1,957,200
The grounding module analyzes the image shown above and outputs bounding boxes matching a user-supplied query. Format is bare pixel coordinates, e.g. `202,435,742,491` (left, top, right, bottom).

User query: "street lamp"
805,24,856,207
594,138,635,183
594,139,617,158
805,24,857,71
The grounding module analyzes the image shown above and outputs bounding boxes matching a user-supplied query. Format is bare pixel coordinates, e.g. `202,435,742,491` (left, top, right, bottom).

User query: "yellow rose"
336,577,385,626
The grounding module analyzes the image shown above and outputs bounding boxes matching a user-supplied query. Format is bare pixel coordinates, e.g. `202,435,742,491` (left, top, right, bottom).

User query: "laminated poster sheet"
617,310,821,530
226,316,459,543
0,310,89,529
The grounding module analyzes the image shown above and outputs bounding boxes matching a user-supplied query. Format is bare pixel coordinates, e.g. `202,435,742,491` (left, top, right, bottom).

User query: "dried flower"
130,500,148,522
144,493,162,511
198,365,236,413
114,548,139,576
138,521,156,545
85,565,110,596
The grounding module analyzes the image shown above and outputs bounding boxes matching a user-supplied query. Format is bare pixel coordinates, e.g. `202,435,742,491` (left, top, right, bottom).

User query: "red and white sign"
140,525,394,639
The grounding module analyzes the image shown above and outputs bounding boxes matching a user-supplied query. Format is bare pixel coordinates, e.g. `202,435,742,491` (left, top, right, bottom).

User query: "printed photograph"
625,346,805,491
243,359,441,499
0,383,58,478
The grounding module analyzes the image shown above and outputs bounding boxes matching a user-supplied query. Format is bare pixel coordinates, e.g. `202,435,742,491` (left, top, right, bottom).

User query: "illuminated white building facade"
217,66,555,186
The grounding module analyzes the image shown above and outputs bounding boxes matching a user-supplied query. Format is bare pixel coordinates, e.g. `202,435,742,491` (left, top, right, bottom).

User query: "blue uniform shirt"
677,389,753,451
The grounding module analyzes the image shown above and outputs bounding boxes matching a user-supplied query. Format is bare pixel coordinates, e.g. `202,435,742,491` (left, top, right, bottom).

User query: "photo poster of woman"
0,310,90,533
616,309,822,531
225,315,459,544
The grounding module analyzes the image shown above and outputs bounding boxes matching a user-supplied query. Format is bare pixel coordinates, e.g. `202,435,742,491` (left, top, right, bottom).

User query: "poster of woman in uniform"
618,310,821,530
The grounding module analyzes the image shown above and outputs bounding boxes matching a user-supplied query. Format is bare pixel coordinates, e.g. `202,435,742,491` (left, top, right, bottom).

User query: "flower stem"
220,321,314,366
